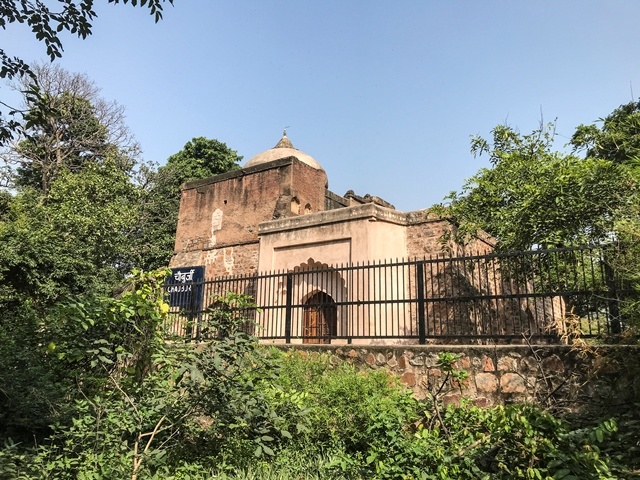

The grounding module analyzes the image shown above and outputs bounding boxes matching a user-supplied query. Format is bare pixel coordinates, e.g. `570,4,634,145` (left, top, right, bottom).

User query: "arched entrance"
303,291,337,344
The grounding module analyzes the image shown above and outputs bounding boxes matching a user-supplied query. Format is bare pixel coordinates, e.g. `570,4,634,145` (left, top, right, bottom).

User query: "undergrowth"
1,276,638,479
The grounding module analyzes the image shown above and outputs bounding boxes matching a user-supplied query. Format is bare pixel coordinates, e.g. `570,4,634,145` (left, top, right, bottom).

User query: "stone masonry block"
476,373,499,393
482,356,495,372
365,353,376,367
520,356,539,373
409,356,425,366
497,356,518,372
500,373,527,394
541,354,565,374
401,372,416,387
424,353,440,367
398,355,407,370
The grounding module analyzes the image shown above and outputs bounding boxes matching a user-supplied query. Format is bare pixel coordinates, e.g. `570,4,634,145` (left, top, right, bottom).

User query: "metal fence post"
285,273,293,343
604,259,622,334
416,262,426,345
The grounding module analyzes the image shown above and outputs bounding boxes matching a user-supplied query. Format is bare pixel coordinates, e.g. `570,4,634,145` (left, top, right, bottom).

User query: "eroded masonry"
169,132,564,344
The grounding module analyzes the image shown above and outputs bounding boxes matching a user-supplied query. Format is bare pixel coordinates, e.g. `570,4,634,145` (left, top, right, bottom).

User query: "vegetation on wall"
432,120,637,252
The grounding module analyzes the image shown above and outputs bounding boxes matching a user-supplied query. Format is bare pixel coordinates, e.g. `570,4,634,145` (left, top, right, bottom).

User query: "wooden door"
303,292,336,344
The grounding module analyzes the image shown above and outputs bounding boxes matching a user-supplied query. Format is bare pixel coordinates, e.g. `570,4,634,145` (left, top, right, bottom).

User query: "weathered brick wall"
405,211,494,259
277,344,640,408
290,160,329,216
404,215,562,337
171,158,328,276
173,165,289,255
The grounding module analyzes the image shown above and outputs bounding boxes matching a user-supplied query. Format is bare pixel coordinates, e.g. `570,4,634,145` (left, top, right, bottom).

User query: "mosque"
167,132,559,344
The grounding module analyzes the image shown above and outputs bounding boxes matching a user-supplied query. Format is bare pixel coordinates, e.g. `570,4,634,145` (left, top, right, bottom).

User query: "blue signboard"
166,266,205,310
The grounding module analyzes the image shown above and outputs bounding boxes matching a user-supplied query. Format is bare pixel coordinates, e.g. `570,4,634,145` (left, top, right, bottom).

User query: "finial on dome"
245,130,324,170
274,128,294,149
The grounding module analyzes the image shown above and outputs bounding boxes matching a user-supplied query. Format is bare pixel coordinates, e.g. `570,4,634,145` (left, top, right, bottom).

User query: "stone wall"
405,211,494,259
405,214,451,258
277,344,640,408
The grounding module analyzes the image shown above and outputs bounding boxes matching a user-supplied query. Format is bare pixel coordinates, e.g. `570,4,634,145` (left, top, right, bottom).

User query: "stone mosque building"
168,132,558,344
169,131,462,278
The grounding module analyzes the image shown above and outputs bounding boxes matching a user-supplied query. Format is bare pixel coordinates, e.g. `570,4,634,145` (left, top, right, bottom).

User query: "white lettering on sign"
173,268,195,283
166,284,193,293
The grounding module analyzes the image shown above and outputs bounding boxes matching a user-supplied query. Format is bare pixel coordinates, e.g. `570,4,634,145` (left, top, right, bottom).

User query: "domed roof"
244,131,324,170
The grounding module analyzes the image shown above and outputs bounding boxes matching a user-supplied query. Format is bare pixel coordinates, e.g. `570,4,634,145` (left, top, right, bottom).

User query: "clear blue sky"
3,1,639,211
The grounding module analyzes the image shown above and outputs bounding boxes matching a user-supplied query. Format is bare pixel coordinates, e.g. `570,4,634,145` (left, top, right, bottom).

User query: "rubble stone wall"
277,344,640,408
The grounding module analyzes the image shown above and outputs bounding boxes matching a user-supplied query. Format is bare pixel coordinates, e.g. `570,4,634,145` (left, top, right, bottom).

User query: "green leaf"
262,444,274,456
97,355,113,364
596,428,604,443
553,469,572,479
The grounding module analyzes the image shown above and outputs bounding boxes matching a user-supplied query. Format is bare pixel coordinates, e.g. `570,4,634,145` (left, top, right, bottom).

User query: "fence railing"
165,245,634,344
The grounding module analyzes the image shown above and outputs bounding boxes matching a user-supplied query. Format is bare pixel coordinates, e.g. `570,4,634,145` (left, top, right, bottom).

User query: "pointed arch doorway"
303,291,337,344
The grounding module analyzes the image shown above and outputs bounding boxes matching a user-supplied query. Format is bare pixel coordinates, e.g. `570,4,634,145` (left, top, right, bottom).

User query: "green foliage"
1,336,635,479
163,137,242,184
246,350,623,480
0,302,72,442
0,0,175,144
569,102,640,332
51,269,171,383
1,68,244,283
433,123,634,251
273,351,417,457
571,101,640,165
0,279,304,478
0,64,173,307
166,293,294,468
136,137,241,270
0,161,141,310
434,107,640,338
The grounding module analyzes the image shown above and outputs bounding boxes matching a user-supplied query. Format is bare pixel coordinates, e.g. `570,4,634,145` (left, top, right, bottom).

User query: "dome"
244,131,324,170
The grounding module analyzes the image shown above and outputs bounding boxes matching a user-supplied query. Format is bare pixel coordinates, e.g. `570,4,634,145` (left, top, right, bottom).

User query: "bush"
0,284,631,479
256,350,621,480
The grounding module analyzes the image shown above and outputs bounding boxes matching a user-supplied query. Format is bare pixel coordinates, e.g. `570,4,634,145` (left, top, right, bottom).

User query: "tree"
570,101,640,326
0,159,140,311
163,137,242,183
571,100,640,164
134,137,242,270
0,0,175,144
433,123,635,251
1,63,140,194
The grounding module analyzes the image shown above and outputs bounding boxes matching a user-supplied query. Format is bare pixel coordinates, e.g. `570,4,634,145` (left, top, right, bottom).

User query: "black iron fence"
165,245,635,344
